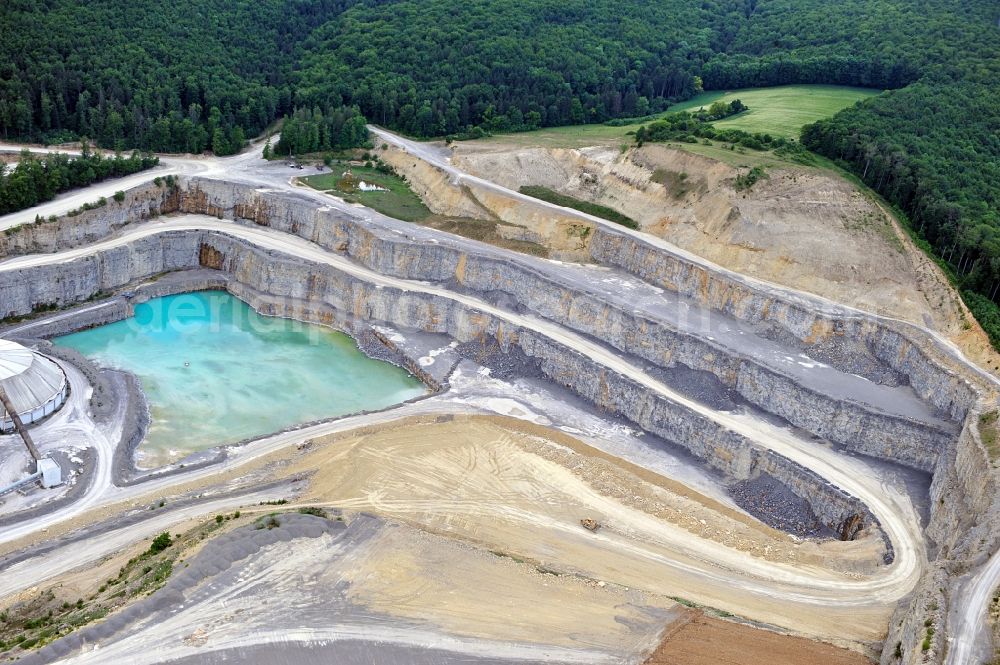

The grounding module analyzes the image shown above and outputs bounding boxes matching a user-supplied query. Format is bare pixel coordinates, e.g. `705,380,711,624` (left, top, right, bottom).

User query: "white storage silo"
0,340,68,432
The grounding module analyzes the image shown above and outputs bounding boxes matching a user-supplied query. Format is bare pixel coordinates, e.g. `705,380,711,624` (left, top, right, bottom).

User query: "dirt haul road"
946,547,1000,665
0,137,281,233
0,145,213,232
1,129,993,657
0,214,925,620
368,126,1000,393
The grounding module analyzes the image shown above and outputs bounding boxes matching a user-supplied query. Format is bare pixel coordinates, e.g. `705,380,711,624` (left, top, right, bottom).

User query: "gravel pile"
729,474,835,539
454,338,543,380
647,363,744,412
352,326,405,365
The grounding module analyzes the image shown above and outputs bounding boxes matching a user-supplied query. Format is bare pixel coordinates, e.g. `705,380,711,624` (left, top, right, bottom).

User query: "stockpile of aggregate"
729,474,835,539
454,339,543,381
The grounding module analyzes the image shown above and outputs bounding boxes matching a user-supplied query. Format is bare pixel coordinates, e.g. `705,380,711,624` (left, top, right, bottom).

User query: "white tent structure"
0,340,68,433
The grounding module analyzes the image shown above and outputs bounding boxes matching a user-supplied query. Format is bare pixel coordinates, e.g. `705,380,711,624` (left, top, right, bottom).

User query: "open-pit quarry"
0,131,996,665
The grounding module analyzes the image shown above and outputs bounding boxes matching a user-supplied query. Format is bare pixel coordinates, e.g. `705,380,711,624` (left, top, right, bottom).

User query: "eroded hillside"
448,142,1000,374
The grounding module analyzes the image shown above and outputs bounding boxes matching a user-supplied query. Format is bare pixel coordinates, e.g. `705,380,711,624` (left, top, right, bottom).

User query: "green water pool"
56,291,426,467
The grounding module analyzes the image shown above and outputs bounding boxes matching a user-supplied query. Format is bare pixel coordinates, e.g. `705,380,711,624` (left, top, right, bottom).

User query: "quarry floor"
0,409,888,663
0,130,995,664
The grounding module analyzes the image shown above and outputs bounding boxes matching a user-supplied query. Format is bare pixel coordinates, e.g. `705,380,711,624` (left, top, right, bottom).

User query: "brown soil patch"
0,412,895,649
414,214,549,257
282,414,881,572
342,523,676,654
645,610,874,665
272,414,891,643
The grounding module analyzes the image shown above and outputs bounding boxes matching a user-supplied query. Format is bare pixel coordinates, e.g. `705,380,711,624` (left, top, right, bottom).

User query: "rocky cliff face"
338,150,985,420
0,226,873,536
0,231,198,319
378,141,598,260
0,182,178,258
173,178,959,471
3,175,997,662
451,142,994,374
588,228,982,421
0,176,976,466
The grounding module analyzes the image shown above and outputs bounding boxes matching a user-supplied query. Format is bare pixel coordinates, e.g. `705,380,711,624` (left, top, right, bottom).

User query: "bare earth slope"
450,142,1000,374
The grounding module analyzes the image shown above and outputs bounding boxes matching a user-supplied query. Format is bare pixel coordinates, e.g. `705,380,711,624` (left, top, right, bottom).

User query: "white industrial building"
36,457,62,488
0,339,68,432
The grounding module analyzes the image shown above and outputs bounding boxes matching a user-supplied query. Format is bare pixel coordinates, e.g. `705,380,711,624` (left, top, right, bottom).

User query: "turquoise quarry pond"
56,291,426,466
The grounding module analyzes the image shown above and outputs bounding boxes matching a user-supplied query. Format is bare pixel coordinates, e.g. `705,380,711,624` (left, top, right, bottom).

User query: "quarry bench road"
0,214,926,610
6,129,998,661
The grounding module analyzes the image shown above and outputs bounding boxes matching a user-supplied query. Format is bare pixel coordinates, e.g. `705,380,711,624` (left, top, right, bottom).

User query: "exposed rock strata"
0,229,873,535
175,179,959,470
2,176,997,662
0,183,178,258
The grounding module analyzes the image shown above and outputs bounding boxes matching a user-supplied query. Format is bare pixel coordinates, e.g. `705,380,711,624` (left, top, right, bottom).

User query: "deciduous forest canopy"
1,0,999,340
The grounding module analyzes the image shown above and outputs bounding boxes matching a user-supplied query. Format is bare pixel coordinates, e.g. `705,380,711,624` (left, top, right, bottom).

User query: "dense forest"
1,0,999,342
2,0,995,145
0,0,359,153
0,148,158,215
272,106,369,157
802,80,1000,344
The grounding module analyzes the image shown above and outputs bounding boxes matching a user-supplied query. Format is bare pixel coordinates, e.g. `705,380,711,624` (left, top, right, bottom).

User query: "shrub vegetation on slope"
519,186,639,229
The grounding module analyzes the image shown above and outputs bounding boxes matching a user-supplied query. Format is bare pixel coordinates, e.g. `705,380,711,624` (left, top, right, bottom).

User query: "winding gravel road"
946,548,1000,665
0,129,996,661
0,214,925,609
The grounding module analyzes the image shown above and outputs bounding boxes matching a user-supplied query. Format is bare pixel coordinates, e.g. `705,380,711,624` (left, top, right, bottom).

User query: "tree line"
3,0,1000,344
0,148,158,215
801,79,1000,346
271,106,369,157
2,0,996,151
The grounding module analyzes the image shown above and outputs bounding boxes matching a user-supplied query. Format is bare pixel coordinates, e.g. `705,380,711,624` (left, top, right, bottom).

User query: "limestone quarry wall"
0,182,177,258
377,144,982,420
0,231,199,319
174,177,955,472
589,229,981,422
217,235,872,532
0,227,870,532
0,176,973,472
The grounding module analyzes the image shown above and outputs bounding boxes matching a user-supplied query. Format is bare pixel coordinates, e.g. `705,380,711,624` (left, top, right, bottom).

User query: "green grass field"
667,84,880,138
301,162,549,256
479,84,879,148
519,186,639,228
302,165,431,222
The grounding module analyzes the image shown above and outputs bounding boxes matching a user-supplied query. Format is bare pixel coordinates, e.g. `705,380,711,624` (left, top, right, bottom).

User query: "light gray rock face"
0,229,871,533
0,177,977,426
0,231,198,319
208,231,875,533
589,228,980,421
0,182,177,258
3,177,998,662
174,178,958,473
